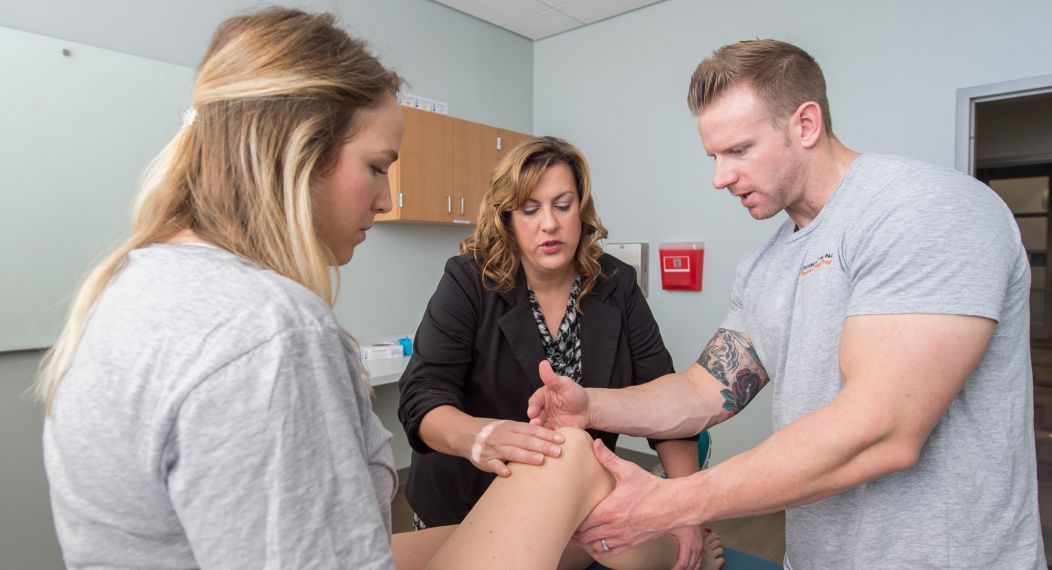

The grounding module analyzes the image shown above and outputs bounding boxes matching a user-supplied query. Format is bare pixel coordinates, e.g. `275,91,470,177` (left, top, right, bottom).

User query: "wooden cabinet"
377,107,453,224
497,129,532,160
377,106,531,225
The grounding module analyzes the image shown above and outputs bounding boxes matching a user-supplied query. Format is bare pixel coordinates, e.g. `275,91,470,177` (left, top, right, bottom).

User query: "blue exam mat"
722,546,782,569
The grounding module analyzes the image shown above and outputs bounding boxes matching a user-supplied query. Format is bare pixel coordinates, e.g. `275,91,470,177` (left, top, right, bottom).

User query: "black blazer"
398,253,685,527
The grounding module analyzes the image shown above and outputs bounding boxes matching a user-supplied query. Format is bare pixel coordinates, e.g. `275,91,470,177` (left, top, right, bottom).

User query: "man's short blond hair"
687,39,833,135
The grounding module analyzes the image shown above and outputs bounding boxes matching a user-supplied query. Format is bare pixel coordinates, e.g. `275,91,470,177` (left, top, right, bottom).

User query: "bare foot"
702,530,725,570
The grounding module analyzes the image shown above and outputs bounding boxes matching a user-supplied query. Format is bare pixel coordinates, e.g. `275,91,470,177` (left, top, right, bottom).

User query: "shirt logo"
800,253,834,276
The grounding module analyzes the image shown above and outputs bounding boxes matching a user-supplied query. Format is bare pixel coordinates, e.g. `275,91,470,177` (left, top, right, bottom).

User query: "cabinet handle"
496,136,502,151
447,196,452,214
397,193,403,208
460,197,465,215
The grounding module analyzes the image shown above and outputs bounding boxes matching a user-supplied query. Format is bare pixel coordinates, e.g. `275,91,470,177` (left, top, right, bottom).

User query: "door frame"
955,74,1052,176
957,75,1052,339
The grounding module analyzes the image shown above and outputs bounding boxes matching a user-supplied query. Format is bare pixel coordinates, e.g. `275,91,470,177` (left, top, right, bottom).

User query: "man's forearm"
676,314,993,525
677,391,916,525
587,367,727,439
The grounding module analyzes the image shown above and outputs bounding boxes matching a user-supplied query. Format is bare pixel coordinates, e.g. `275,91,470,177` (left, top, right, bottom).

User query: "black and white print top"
527,275,583,383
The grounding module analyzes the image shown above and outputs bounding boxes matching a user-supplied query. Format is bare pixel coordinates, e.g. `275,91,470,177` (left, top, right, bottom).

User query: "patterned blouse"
527,275,583,383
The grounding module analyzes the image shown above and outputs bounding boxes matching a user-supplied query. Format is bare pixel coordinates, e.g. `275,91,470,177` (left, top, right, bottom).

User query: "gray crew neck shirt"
44,244,396,569
722,154,1044,568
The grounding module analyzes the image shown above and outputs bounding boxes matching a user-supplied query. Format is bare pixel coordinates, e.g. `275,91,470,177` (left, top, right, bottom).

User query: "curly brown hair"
460,136,608,306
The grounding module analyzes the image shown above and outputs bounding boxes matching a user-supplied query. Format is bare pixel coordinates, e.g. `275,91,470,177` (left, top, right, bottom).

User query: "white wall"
0,1,530,567
533,0,1052,460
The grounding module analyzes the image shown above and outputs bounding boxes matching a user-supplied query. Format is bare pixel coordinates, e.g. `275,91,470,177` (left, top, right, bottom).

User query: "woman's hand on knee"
469,419,565,477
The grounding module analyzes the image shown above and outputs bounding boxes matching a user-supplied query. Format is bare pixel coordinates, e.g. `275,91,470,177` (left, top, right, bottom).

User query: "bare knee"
556,427,593,455
555,428,612,478
549,428,598,472
552,428,615,512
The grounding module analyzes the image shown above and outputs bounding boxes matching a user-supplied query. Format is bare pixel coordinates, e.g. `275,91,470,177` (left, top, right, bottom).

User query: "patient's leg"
392,525,456,570
420,427,678,570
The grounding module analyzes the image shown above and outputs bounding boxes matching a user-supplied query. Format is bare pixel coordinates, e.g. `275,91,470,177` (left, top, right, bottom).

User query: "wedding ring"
599,538,610,552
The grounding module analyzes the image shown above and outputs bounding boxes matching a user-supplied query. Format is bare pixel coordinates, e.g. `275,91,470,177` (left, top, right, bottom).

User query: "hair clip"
182,108,198,127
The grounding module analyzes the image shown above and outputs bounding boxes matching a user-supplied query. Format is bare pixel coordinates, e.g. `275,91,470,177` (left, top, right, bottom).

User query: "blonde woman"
398,137,722,569
36,8,712,570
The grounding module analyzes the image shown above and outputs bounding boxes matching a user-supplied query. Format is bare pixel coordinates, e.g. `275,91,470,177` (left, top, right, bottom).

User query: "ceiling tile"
504,8,582,40
557,0,664,25
435,0,549,26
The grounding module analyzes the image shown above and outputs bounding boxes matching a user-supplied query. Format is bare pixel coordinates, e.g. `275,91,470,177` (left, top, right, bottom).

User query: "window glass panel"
1033,266,1047,290
1017,217,1047,251
1031,290,1047,325
990,177,1049,214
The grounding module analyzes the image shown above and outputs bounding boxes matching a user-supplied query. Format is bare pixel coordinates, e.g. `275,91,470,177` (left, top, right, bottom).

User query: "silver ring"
599,538,610,552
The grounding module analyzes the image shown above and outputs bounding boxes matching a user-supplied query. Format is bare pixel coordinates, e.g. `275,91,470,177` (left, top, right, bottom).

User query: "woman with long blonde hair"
38,8,714,569
38,7,407,567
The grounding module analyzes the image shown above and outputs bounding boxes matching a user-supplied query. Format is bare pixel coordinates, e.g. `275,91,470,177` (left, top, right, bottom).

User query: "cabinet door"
380,107,452,223
497,129,532,162
452,119,500,225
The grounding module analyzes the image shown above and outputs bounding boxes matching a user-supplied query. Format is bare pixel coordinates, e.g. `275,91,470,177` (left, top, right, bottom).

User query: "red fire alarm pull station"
659,242,704,291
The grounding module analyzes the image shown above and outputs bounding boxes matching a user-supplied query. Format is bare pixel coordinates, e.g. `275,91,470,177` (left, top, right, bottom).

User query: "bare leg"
394,428,677,570
391,523,605,570
392,526,456,570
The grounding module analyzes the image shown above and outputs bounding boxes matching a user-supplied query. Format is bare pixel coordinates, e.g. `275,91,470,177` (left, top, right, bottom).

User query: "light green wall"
0,1,531,566
0,350,64,570
532,0,1052,458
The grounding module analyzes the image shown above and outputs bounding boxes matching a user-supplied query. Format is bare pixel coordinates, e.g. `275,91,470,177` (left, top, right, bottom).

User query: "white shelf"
365,356,410,387
359,332,414,387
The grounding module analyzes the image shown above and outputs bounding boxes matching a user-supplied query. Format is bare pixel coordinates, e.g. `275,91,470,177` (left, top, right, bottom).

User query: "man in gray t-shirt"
527,39,1044,568
718,153,1041,567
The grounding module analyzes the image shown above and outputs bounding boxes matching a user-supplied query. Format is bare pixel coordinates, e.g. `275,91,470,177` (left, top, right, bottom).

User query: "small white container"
361,342,404,361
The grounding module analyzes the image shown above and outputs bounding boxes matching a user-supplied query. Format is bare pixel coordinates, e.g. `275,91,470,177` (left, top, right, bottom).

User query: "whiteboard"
0,27,195,351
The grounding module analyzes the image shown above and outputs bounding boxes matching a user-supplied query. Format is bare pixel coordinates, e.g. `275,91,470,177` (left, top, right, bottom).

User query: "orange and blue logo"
800,253,834,276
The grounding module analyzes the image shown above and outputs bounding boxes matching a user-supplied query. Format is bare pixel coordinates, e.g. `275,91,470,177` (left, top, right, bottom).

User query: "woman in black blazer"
398,137,707,569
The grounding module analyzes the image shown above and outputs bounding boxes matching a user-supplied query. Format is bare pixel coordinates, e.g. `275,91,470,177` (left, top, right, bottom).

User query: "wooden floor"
707,512,785,563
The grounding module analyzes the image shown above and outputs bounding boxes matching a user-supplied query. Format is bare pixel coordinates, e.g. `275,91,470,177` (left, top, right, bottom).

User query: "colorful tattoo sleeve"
697,329,770,416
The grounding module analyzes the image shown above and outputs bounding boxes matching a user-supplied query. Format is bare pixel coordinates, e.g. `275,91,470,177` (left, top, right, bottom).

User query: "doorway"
958,75,1052,565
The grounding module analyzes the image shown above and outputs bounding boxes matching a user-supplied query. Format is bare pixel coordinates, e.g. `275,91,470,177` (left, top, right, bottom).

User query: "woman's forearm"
418,404,566,476
418,405,491,458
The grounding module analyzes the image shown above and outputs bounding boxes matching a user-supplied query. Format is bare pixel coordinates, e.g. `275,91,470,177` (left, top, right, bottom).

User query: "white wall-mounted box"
604,242,649,297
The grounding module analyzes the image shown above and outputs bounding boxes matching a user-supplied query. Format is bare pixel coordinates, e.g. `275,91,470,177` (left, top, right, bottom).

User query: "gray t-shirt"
44,244,397,569
722,154,1044,568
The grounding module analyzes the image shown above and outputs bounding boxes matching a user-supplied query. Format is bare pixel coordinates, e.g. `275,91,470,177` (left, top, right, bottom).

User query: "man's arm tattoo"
697,329,770,416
